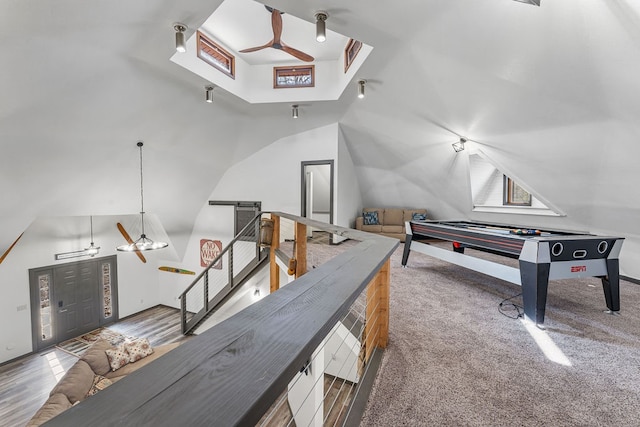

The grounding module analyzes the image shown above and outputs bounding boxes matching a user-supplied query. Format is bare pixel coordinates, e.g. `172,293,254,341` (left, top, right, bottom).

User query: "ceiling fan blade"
272,9,283,44
281,45,314,62
239,41,273,53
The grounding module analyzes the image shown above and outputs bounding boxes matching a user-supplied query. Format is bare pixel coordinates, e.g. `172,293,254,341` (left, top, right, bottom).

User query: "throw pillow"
105,344,130,372
124,338,154,363
412,212,427,221
363,211,379,225
86,375,113,397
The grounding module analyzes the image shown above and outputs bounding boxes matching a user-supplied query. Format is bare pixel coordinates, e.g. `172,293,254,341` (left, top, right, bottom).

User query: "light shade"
116,141,168,252
452,137,467,153
315,12,328,42
357,79,366,99
513,0,540,5
205,86,214,103
174,23,187,53
292,105,299,119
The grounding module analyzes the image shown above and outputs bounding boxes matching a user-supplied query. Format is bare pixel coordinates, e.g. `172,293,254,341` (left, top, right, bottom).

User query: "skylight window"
273,66,314,88
344,39,362,72
197,31,235,79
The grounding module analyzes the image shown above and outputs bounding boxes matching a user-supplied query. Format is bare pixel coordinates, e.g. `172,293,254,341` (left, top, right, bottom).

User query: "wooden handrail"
46,212,398,427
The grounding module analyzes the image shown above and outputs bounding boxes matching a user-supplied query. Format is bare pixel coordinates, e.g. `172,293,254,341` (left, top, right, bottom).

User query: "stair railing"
179,213,267,334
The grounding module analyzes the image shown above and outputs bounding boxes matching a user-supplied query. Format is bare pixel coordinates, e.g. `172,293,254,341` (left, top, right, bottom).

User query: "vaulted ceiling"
2,0,640,271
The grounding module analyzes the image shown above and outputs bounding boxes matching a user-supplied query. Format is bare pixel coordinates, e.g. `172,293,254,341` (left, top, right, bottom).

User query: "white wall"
337,125,363,231
156,123,353,317
208,123,339,213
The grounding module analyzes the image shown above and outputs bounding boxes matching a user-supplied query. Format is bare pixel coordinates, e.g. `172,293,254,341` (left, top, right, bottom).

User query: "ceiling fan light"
205,85,214,103
357,79,366,99
315,12,328,42
174,23,187,53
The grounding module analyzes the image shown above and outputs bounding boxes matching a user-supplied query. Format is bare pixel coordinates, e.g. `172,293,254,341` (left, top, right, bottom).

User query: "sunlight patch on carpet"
521,319,572,366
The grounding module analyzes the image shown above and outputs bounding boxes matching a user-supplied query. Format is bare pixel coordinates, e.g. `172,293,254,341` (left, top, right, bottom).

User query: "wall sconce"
205,86,214,103
315,11,328,42
173,23,188,53
357,79,366,99
452,137,467,153
292,104,299,119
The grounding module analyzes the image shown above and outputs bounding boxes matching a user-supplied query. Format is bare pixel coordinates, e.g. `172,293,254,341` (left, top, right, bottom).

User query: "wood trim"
197,31,235,79
364,258,390,363
270,214,281,293
344,39,363,73
295,222,307,278
273,65,315,88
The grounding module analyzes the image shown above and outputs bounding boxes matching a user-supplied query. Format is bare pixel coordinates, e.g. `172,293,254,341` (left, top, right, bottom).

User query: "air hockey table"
401,220,624,325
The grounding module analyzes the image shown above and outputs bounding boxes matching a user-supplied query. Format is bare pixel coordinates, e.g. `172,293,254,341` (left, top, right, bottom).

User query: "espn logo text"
571,265,587,273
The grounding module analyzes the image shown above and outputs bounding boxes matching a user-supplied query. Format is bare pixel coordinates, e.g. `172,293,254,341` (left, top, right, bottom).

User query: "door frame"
29,255,119,352
300,160,334,228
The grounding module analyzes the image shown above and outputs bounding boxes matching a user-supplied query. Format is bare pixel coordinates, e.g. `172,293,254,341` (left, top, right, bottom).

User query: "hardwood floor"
0,305,186,427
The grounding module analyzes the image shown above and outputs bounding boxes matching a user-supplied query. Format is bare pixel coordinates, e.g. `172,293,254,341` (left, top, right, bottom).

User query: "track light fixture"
315,11,328,42
292,105,299,119
117,142,168,252
452,137,467,153
173,23,187,53
357,79,366,99
513,0,540,5
205,86,214,103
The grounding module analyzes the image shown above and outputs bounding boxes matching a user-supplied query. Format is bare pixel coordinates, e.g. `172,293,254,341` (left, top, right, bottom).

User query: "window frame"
197,31,235,79
273,65,315,89
503,175,532,206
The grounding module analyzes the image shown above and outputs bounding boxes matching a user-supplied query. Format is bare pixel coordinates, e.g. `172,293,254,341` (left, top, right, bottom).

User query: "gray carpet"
358,242,640,427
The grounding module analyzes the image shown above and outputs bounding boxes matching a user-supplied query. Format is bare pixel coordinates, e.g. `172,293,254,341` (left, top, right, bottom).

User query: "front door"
30,255,118,351
54,262,100,342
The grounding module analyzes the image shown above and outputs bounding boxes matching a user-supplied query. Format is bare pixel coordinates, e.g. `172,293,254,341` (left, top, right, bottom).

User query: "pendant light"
54,215,101,260
173,23,188,53
117,142,168,252
357,79,366,99
85,216,100,256
315,11,328,42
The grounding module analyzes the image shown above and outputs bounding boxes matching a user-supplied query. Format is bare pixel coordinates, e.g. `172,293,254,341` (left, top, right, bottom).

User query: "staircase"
179,213,269,334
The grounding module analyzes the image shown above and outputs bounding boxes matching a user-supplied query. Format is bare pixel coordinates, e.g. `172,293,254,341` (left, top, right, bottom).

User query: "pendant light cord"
90,215,94,246
137,141,146,237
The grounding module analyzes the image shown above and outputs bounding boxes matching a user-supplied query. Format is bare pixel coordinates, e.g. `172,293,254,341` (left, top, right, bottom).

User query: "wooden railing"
45,212,398,427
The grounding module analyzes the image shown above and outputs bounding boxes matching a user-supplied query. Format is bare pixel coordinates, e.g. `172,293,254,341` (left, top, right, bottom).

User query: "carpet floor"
359,241,640,427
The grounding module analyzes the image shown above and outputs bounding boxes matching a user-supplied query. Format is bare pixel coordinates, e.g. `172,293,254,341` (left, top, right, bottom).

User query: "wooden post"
270,214,280,293
363,258,391,363
295,222,307,278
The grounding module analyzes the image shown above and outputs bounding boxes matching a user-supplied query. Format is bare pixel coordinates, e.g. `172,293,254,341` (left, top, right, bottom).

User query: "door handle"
59,309,68,313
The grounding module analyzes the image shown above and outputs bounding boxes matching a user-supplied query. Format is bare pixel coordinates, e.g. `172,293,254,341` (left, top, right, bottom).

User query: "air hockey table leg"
519,260,551,325
601,258,621,313
401,234,412,267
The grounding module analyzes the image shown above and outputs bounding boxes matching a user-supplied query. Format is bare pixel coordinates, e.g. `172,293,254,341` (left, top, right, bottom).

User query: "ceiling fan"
240,6,314,62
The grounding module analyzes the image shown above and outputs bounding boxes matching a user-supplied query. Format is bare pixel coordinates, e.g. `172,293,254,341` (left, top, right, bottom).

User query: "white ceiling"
1,0,640,269
200,0,348,65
